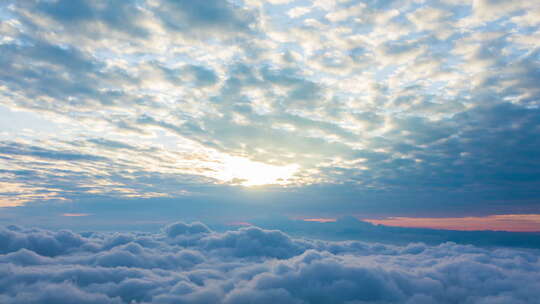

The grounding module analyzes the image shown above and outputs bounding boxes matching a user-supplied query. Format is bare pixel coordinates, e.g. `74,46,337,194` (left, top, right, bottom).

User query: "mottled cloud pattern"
1,0,540,215
1,222,540,304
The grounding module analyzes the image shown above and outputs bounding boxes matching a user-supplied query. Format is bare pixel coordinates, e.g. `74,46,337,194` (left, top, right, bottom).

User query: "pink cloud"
303,218,337,223
227,221,253,226
365,214,540,232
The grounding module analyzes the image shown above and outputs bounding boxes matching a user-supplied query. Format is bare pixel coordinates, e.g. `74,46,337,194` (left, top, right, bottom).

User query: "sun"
216,156,299,186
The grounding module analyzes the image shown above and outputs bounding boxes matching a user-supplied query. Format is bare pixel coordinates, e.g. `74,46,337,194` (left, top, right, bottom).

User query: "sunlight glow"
216,156,299,186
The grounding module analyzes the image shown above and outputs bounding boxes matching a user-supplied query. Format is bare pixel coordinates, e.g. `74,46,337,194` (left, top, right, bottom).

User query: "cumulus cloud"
1,222,539,304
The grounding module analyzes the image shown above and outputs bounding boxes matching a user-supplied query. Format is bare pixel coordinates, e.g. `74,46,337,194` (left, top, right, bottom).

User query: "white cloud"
287,7,312,19
1,222,540,303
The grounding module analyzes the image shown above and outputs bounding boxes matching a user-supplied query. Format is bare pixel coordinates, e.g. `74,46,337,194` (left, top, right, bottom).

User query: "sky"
1,0,540,233
2,1,540,303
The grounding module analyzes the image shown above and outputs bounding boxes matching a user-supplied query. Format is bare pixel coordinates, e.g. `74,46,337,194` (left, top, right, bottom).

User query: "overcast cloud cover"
2,221,540,304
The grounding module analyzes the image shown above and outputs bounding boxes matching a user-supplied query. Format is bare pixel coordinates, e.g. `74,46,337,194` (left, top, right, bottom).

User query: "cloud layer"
1,222,540,303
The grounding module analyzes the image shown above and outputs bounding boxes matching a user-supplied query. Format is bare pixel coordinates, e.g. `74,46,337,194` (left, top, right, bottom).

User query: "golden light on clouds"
0,182,67,207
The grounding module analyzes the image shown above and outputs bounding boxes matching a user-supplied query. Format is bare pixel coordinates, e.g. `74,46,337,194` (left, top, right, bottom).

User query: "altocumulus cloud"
2,0,540,211
1,222,539,303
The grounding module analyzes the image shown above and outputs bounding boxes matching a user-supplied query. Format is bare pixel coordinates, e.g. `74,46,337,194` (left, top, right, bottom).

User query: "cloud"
62,213,91,217
1,0,540,216
0,141,105,162
365,214,540,232
1,222,540,303
33,0,148,37
200,226,307,259
0,225,86,256
4,282,124,304
164,221,211,237
153,0,257,35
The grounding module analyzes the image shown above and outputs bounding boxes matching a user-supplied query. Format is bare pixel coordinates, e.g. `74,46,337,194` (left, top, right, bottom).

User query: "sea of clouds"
1,222,540,304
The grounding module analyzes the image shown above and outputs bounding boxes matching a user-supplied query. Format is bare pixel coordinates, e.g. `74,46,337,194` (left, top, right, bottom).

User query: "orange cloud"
62,213,91,217
365,214,540,232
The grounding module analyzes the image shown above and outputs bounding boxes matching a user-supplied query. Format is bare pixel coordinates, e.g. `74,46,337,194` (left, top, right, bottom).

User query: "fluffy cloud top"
1,222,540,303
